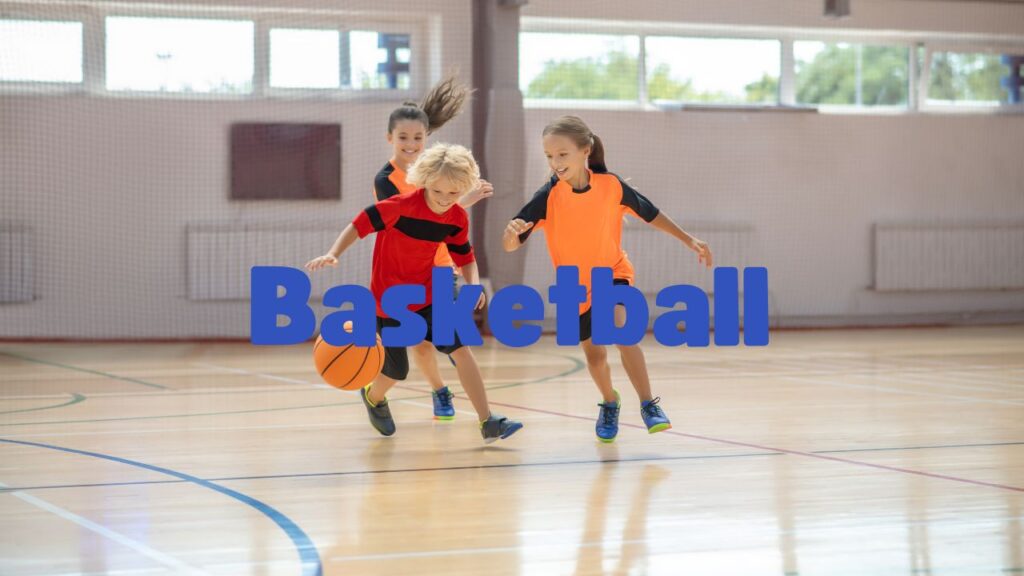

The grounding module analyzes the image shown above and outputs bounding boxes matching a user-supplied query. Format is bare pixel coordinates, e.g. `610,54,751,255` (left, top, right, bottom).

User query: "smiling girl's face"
543,133,591,188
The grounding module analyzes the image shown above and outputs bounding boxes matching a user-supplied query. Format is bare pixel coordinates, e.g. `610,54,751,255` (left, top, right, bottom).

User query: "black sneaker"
360,384,396,437
480,413,523,444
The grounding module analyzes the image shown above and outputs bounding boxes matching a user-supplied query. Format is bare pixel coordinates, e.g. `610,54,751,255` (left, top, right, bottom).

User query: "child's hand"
460,179,495,207
689,239,712,268
504,219,533,243
305,254,338,272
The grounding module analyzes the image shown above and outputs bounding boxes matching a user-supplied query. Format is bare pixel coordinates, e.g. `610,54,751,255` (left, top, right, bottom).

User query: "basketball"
313,321,384,391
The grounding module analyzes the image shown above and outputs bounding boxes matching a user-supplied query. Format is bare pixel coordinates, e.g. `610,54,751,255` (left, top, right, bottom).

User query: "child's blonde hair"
406,143,480,194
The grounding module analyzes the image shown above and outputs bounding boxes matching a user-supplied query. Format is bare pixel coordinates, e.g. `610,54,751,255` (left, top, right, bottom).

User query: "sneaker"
641,397,672,434
360,384,396,436
432,386,455,420
596,390,621,443
480,413,523,444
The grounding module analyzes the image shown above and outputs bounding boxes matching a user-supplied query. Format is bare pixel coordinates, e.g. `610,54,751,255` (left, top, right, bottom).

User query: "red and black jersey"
353,189,474,317
373,160,455,269
514,170,660,313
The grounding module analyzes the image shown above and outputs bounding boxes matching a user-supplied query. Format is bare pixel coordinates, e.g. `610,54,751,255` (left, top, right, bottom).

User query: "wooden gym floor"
1,325,1022,575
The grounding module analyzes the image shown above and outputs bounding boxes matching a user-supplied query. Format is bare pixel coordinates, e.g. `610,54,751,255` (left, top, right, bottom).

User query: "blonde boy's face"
423,175,467,215
387,120,427,166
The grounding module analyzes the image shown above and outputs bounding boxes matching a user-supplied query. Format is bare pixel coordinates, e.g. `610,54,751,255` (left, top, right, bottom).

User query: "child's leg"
612,304,653,402
448,347,490,421
366,373,398,405
580,338,618,404
410,341,446,391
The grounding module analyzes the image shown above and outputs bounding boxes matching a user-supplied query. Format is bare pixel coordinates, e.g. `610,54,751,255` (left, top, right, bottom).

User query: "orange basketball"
313,321,384,391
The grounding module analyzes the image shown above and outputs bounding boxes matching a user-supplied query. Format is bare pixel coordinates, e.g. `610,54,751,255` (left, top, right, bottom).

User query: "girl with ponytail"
371,75,493,421
503,115,712,443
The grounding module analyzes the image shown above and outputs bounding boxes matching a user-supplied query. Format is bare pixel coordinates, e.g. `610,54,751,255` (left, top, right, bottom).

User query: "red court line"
395,383,1024,494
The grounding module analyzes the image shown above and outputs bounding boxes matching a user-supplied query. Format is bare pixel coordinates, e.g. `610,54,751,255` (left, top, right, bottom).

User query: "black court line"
0,451,781,492
0,350,170,390
5,439,1024,493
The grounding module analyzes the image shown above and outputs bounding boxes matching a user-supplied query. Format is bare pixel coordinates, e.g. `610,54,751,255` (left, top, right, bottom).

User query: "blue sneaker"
596,390,621,443
641,397,672,434
432,386,455,420
480,413,523,444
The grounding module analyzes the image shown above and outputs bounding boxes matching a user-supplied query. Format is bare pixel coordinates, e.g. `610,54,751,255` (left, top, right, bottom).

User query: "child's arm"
305,224,360,271
459,179,494,208
617,176,712,268
647,212,713,268
503,185,550,252
459,261,486,310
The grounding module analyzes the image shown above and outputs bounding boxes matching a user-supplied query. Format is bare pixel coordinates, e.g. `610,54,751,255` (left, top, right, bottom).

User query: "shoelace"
597,401,620,427
641,397,665,418
435,389,454,409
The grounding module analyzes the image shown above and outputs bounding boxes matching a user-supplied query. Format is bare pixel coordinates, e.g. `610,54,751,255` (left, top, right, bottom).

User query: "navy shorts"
376,305,463,380
578,278,630,342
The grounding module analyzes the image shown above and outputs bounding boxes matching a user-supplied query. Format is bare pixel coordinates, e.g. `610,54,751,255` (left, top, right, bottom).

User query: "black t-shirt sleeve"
373,173,401,201
617,176,660,222
512,185,551,243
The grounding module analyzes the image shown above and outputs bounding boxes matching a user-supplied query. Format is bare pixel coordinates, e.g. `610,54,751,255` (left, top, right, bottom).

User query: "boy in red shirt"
307,143,522,443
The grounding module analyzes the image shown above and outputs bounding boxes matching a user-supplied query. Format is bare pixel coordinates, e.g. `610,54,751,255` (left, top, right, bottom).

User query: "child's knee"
583,344,607,366
411,341,433,358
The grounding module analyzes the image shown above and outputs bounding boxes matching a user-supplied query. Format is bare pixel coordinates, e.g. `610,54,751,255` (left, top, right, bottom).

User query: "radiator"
0,223,34,303
186,222,372,301
623,221,754,295
874,222,1024,291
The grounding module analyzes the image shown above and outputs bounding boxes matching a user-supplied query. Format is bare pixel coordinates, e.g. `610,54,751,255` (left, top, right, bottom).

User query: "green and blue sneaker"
641,397,672,434
432,386,455,420
596,390,621,443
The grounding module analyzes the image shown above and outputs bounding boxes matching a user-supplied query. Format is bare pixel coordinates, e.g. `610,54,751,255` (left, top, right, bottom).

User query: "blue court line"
0,393,86,415
0,351,170,390
0,450,782,493
0,438,321,576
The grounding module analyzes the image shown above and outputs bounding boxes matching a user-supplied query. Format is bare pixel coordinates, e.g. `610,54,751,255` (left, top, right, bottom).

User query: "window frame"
0,3,426,102
920,41,1024,114
520,16,1024,115
0,10,89,93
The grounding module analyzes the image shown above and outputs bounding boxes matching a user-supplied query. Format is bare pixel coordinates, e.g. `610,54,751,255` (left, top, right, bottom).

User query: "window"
270,29,340,89
795,42,908,107
348,31,411,90
927,51,1012,106
105,17,253,94
520,32,640,100
0,19,82,83
645,37,780,104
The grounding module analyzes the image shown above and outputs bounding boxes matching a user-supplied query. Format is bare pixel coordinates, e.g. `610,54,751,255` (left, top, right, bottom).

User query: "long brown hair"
387,75,472,135
541,115,607,173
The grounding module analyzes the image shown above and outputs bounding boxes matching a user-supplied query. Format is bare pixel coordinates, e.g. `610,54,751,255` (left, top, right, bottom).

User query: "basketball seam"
313,337,323,354
341,347,372,389
320,344,355,377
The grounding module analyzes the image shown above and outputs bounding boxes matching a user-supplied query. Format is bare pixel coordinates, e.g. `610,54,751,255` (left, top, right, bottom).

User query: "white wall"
516,110,1024,326
508,0,1024,327
0,0,473,338
2,0,1023,338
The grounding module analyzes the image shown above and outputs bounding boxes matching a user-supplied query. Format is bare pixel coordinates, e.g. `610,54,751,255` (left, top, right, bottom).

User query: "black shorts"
578,278,630,342
376,305,463,381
